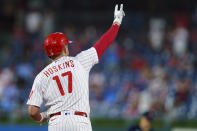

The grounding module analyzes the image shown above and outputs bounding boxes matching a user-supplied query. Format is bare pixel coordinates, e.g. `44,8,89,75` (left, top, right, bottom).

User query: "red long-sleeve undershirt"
93,24,120,59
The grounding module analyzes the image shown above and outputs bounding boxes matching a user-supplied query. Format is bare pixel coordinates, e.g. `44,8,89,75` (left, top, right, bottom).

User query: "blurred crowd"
0,0,197,122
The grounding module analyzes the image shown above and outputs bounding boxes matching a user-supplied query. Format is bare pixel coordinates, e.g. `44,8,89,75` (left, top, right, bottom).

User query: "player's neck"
52,54,68,61
52,48,69,61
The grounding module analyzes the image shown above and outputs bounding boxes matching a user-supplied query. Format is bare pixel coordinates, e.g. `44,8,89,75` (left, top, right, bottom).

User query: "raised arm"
93,4,125,59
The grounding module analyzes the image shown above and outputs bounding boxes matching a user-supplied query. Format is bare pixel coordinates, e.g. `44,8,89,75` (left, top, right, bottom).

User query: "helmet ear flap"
44,32,70,57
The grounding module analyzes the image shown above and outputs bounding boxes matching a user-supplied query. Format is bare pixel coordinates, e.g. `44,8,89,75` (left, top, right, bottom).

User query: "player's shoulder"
36,63,53,80
32,73,43,87
34,70,45,82
33,66,51,88
79,47,96,54
76,47,97,58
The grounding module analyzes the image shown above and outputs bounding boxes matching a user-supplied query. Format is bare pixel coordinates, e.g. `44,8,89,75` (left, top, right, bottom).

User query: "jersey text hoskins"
43,60,74,77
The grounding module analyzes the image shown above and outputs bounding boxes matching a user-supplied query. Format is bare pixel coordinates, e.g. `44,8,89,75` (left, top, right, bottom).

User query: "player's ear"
64,45,69,56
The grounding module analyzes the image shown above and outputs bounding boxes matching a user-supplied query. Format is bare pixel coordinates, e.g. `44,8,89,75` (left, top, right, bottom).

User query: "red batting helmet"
44,32,71,57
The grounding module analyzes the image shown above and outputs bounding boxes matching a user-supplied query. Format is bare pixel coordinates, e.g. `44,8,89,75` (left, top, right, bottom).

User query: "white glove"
113,4,125,25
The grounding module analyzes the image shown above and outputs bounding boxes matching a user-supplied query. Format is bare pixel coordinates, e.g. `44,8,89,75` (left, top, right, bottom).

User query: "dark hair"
49,53,61,59
142,111,154,121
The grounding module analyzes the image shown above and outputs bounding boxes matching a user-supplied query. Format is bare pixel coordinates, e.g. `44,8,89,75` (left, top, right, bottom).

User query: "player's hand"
37,112,49,125
113,4,125,26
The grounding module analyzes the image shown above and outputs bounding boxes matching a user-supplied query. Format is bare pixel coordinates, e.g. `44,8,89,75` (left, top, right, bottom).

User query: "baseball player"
27,4,125,131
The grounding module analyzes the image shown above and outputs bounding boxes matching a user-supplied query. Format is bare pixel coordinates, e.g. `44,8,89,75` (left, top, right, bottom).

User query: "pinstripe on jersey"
27,47,98,131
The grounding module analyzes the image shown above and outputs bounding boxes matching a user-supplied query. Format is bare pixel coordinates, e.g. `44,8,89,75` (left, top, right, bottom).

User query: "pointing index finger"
120,4,123,11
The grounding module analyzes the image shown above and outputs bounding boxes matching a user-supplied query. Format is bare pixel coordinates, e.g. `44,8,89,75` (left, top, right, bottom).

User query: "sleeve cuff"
27,102,41,107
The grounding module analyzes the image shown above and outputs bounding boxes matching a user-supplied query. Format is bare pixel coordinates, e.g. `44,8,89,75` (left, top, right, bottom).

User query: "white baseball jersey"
27,47,98,131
